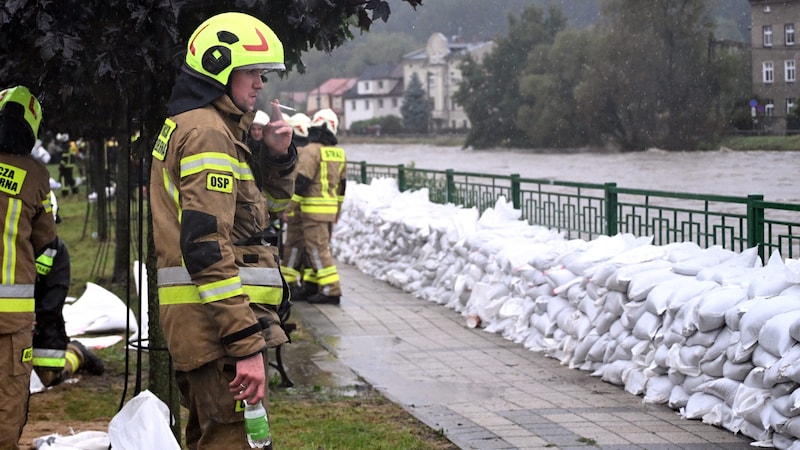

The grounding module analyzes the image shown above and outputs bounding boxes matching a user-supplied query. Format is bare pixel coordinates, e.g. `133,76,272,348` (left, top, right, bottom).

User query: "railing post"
747,194,765,262
446,169,455,204
511,173,521,210
359,161,367,184
397,164,406,192
605,182,618,237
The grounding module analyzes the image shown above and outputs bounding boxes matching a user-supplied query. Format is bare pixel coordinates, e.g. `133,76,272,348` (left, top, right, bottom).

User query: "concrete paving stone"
614,432,670,444
502,435,552,448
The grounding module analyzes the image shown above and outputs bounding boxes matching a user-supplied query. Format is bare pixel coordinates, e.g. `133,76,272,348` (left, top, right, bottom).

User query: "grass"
27,165,457,449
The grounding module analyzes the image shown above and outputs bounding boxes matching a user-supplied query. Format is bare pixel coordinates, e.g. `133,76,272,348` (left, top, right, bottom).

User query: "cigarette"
277,104,295,112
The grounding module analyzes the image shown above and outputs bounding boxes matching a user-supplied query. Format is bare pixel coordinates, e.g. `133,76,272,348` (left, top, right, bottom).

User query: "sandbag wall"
331,179,800,449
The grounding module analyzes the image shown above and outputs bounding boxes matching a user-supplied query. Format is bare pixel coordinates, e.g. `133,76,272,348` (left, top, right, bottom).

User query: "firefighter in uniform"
279,113,313,298
149,12,295,449
33,233,105,388
282,109,346,305
0,86,57,449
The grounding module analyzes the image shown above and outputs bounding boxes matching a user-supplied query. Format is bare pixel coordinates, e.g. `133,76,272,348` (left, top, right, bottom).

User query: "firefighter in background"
33,199,104,388
283,109,346,305
57,136,79,196
279,113,313,299
149,12,295,448
0,86,57,449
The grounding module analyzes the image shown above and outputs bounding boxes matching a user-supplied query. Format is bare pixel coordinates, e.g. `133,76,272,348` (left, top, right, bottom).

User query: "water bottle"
244,400,272,448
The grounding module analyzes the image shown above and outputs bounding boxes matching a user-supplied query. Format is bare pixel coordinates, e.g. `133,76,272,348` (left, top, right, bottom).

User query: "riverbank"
340,134,800,152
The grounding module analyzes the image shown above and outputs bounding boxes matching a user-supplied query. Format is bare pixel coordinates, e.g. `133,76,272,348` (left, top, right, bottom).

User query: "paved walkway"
293,262,755,450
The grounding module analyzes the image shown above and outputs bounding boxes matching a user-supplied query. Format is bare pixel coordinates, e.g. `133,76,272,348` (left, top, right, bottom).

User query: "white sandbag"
739,294,800,350
698,353,726,377
692,286,748,333
701,403,744,433
631,310,662,340
591,359,633,386
623,365,648,395
108,390,180,450
64,282,139,336
604,259,671,292
773,390,800,418
672,245,736,276
627,268,682,302
669,384,690,409
33,431,109,450
752,345,781,369
696,377,741,405
747,251,794,298
723,359,755,381
643,375,674,404
700,328,734,363
758,310,800,357
681,392,724,419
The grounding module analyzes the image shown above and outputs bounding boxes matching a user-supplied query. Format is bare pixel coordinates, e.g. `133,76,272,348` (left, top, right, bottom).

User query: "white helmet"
310,108,339,136
287,113,311,138
253,110,269,126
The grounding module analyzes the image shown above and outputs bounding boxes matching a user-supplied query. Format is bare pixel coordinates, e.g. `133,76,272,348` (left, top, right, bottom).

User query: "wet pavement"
284,262,756,450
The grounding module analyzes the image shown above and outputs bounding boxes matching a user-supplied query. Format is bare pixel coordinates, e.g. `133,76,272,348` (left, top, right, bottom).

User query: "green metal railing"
347,161,800,261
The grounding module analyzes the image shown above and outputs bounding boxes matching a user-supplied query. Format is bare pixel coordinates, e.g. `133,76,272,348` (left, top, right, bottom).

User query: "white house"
403,33,493,131
343,64,404,132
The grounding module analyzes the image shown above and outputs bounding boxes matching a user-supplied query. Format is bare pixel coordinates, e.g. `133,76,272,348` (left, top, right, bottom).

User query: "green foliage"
0,0,422,142
351,115,403,135
401,73,431,133
454,4,567,149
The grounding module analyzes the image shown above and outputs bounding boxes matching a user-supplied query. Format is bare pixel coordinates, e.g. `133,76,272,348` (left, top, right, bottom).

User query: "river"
344,144,800,204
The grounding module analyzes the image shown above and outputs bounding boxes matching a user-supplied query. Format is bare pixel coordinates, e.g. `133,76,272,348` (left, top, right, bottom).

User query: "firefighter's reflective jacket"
287,143,346,222
150,96,295,371
0,153,56,335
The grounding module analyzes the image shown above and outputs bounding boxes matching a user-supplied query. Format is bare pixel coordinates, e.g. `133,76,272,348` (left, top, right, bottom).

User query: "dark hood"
307,125,337,146
166,66,226,116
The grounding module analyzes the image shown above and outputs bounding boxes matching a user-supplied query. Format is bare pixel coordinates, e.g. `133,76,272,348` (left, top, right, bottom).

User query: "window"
392,98,398,107
787,24,796,46
766,99,775,116
378,99,384,108
364,100,369,110
787,98,796,114
764,25,773,47
378,81,384,89
764,61,775,83
365,81,370,90
786,60,796,82
351,100,356,110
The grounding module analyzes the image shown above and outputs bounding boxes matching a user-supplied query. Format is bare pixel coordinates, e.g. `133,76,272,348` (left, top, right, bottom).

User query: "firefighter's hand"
262,101,292,158
230,352,266,405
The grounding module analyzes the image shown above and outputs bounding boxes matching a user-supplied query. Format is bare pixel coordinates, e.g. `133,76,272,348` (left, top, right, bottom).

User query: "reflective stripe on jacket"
0,154,57,333
289,144,346,221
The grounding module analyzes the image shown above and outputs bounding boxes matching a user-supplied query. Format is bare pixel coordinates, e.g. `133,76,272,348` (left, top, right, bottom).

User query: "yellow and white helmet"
310,108,338,136
185,12,285,87
287,113,311,138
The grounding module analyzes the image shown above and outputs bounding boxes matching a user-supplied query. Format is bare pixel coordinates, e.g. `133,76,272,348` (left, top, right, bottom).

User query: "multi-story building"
750,0,800,132
403,33,493,131
306,77,357,122
343,64,404,132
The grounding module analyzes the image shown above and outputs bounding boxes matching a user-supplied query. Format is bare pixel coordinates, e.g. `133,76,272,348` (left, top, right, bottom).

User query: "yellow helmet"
185,12,285,87
311,109,339,136
0,86,43,141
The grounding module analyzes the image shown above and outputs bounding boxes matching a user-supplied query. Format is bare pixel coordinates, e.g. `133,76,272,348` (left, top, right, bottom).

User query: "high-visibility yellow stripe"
197,276,244,303
180,152,254,181
158,285,282,306
0,297,35,312
65,350,80,372
33,356,67,369
2,198,22,283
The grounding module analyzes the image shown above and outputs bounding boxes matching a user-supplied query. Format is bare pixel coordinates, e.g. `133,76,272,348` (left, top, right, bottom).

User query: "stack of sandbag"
331,179,800,448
